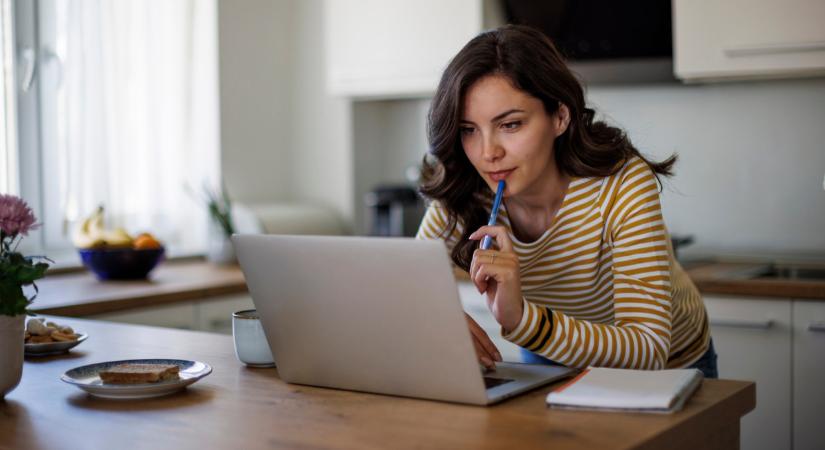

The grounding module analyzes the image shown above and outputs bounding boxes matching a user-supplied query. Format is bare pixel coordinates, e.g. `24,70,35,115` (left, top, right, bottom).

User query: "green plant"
186,182,234,238
0,194,50,316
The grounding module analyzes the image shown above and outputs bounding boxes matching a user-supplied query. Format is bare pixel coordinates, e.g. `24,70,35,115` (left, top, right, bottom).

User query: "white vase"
207,236,236,265
0,314,25,398
207,220,236,265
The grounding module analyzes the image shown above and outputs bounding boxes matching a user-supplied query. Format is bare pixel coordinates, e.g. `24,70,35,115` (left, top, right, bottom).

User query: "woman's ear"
555,103,571,137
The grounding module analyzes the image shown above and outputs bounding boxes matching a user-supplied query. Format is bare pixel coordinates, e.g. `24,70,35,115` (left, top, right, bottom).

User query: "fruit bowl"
78,247,165,280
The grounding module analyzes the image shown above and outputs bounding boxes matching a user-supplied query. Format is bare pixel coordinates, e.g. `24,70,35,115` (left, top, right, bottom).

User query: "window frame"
13,0,46,256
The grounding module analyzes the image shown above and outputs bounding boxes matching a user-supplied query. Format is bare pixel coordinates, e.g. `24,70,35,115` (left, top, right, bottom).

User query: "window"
0,0,16,195
12,0,220,259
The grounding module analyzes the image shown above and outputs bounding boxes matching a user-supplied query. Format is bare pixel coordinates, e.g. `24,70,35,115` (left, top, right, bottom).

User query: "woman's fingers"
469,225,514,253
471,326,502,363
472,252,514,289
465,313,502,365
469,251,524,330
471,335,495,369
469,225,515,294
471,249,516,294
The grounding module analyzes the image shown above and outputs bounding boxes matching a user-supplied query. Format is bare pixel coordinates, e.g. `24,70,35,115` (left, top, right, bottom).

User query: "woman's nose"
481,135,504,162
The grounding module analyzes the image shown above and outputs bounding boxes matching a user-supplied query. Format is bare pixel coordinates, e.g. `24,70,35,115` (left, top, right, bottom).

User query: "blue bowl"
78,247,165,280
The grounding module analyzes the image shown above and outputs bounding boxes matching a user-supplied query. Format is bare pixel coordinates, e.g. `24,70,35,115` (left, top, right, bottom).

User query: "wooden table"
1,317,755,450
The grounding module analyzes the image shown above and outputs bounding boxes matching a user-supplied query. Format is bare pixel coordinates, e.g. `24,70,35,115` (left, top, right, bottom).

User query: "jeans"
520,338,719,379
688,338,719,379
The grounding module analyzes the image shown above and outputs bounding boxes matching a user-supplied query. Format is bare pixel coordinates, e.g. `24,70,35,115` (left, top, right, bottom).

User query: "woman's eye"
459,126,475,135
502,121,521,130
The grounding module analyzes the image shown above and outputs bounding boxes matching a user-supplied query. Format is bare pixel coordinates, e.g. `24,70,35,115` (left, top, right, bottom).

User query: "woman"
416,25,717,378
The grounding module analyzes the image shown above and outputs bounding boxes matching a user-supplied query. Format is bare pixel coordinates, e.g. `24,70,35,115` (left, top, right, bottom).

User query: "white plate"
25,333,88,356
61,359,212,399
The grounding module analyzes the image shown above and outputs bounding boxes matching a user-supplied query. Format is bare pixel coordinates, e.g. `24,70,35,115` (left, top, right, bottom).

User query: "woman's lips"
487,169,515,182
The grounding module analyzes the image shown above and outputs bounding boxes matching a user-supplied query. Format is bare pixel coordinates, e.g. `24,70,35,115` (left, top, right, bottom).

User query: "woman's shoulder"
600,156,659,191
613,155,654,179
416,200,463,241
591,156,661,214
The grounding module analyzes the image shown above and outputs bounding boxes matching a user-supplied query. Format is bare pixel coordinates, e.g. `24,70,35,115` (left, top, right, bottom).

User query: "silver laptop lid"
233,234,489,405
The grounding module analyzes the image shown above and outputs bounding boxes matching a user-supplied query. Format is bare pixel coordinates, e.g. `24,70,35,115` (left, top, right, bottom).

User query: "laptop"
233,234,576,405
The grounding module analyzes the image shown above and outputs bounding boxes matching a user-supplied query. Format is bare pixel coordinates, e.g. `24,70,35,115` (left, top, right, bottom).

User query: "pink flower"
0,194,40,237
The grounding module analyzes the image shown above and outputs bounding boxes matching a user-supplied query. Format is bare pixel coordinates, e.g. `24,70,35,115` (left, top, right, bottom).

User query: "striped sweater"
416,157,710,370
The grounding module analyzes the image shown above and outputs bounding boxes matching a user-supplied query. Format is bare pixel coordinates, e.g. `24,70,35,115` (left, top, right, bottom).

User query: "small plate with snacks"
24,318,87,356
61,359,212,399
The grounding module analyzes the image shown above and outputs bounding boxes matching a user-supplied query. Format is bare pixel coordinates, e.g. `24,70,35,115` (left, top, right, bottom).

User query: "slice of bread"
99,363,181,384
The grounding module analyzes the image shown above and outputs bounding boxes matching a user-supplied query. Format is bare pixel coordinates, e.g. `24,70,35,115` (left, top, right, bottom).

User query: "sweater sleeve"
503,159,673,369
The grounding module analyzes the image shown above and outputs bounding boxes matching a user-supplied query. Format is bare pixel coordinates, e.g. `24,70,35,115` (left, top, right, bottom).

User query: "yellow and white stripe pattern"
417,157,709,369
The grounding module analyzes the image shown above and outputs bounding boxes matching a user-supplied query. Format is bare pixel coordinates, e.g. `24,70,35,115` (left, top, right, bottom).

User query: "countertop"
2,316,755,450
681,261,825,300
29,258,825,318
31,260,248,316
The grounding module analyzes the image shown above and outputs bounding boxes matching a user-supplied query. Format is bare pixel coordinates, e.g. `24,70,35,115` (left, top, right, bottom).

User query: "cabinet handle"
710,318,774,329
809,322,825,333
724,41,825,57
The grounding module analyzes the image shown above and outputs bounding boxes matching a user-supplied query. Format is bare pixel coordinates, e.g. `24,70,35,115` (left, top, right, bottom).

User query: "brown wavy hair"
419,24,677,271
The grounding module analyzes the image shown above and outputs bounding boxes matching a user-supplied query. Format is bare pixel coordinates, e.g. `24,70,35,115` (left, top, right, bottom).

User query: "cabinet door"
92,302,197,330
673,0,825,81
196,294,255,335
324,0,482,98
704,295,791,450
792,300,825,450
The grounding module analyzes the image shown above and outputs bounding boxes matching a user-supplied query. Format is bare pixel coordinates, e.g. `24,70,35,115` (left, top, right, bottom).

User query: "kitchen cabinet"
91,294,254,335
197,294,255,334
792,300,825,450
92,301,198,331
673,0,825,82
323,0,504,98
703,295,792,450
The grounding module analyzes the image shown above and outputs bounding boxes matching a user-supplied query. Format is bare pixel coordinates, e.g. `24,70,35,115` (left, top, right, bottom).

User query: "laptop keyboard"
484,376,515,389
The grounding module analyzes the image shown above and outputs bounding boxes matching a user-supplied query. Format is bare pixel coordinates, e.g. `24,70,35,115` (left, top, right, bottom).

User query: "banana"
102,227,134,248
87,206,104,241
73,206,104,248
72,206,133,248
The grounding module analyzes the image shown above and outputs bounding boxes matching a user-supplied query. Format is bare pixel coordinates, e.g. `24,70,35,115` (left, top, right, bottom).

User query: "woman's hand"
469,225,524,333
465,313,501,369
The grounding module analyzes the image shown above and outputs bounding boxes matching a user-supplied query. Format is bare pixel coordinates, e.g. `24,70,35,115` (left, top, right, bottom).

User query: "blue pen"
480,180,505,250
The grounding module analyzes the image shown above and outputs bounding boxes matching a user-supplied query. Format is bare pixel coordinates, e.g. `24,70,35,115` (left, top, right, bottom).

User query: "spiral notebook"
546,367,703,414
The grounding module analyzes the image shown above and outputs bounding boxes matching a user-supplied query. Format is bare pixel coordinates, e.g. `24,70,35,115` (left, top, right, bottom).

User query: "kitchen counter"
31,260,248,316
682,261,825,300
2,316,755,450
30,258,825,319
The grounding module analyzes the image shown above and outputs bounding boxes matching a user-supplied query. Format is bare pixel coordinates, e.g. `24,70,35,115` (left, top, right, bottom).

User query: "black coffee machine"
364,185,423,237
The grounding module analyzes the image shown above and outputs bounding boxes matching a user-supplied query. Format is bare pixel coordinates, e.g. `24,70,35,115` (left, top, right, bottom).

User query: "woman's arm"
492,160,673,369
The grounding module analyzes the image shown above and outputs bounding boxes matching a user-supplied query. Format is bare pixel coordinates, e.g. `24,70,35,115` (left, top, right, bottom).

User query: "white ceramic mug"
232,309,275,367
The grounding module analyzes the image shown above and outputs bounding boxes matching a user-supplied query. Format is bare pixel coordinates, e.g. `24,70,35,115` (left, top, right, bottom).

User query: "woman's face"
459,75,568,198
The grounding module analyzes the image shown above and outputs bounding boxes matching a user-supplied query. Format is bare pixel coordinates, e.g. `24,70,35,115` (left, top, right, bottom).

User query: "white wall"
289,0,354,228
586,78,825,256
218,0,353,228
217,1,825,256
348,78,825,255
217,0,294,203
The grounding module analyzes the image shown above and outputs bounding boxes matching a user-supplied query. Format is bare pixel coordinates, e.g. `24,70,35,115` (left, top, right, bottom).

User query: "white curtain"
53,0,219,253
0,0,16,195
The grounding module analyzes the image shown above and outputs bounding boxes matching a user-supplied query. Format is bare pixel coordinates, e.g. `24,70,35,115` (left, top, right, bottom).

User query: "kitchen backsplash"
354,77,825,257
